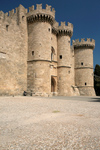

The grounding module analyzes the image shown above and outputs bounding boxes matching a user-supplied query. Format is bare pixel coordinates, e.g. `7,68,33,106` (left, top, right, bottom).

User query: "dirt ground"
0,96,100,150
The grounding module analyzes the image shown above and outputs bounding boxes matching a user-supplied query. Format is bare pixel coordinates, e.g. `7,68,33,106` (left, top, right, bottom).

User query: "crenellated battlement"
73,38,95,49
27,4,55,25
0,3,96,97
9,9,15,16
28,4,55,17
0,4,27,25
0,9,16,24
58,22,73,29
0,3,55,26
52,21,73,36
0,11,4,19
57,21,73,37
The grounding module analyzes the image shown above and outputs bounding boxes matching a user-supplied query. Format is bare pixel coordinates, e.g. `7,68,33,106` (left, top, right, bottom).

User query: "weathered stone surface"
0,4,95,96
0,5,28,96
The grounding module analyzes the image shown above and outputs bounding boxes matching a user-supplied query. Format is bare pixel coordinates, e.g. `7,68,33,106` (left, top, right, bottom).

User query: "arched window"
51,47,55,61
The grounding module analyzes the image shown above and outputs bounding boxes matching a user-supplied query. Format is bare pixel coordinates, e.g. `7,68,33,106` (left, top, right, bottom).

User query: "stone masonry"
0,4,95,96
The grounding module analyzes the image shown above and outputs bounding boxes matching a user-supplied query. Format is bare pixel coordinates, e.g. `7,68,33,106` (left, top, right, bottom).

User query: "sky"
0,0,100,68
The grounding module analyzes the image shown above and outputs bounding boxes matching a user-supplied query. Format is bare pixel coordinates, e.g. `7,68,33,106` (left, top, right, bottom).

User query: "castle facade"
0,4,95,96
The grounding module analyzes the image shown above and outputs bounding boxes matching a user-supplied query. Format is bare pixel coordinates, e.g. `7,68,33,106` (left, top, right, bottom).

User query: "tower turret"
73,38,95,96
57,22,74,96
27,4,55,96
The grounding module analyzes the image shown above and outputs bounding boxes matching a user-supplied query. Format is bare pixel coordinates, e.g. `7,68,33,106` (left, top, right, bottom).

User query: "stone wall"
27,61,51,96
73,39,95,96
57,34,75,96
74,48,93,68
27,20,53,96
51,33,57,62
0,4,95,97
0,5,28,96
75,68,94,86
57,35,71,67
78,87,95,96
28,22,51,61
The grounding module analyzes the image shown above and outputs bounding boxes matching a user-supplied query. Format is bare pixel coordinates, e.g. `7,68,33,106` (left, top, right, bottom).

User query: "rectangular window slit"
32,51,34,55
59,55,62,59
6,25,9,31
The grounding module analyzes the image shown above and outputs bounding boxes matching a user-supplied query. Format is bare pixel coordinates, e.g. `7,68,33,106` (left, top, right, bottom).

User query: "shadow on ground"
88,97,100,102
46,96,100,103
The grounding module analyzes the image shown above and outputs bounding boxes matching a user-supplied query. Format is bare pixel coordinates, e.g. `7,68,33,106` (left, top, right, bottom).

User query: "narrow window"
85,82,87,85
48,28,50,32
22,16,25,21
6,25,9,31
68,71,70,74
34,73,36,78
59,55,62,59
51,47,55,61
32,51,34,55
51,52,53,61
81,62,83,65
59,77,61,80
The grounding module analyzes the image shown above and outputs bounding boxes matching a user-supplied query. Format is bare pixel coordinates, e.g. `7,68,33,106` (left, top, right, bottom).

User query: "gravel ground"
0,96,100,150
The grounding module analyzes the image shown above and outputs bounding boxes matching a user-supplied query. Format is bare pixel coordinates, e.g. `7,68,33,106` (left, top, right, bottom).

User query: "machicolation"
0,3,95,97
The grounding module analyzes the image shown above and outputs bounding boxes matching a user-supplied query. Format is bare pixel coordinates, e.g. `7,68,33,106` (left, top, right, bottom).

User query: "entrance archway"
51,77,56,93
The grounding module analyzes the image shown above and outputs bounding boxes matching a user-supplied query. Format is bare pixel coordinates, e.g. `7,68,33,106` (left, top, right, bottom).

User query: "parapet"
73,38,95,49
0,4,27,25
57,22,73,37
0,11,4,19
52,21,73,36
27,4,55,25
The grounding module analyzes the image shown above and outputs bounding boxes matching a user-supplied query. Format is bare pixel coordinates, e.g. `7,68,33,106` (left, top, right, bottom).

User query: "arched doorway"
51,77,56,94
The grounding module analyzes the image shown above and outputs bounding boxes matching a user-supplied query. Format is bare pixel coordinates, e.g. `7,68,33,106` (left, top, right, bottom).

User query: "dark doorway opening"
51,77,56,93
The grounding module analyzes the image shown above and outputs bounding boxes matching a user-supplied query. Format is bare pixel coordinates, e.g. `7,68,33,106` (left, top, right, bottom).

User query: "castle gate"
51,76,56,94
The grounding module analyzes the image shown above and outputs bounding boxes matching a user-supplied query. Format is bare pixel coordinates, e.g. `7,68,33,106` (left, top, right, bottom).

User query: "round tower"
27,4,55,96
57,22,74,96
73,38,95,96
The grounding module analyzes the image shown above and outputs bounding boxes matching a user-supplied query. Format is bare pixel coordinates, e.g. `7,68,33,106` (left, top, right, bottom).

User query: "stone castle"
0,4,95,96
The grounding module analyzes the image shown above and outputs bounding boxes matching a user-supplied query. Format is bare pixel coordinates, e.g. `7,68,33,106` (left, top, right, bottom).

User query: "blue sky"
0,0,100,68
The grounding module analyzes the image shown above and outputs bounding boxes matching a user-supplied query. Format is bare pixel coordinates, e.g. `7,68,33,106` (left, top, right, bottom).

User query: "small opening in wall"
68,71,70,74
68,40,70,43
59,55,62,59
22,16,25,21
34,73,36,78
51,47,55,61
85,82,87,85
6,25,9,31
81,62,83,65
48,28,50,32
32,51,34,55
59,77,61,80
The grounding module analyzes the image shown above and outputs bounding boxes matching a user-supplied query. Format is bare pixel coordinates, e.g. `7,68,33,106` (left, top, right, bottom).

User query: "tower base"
78,86,96,96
